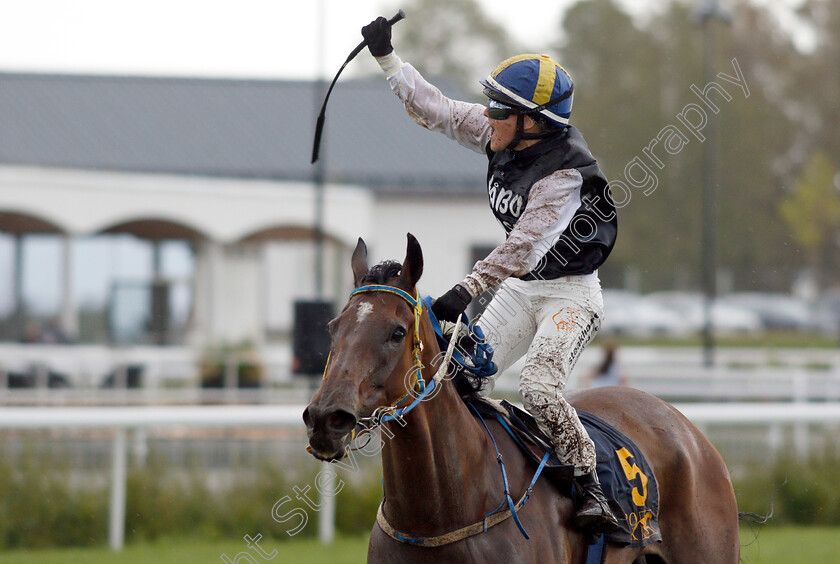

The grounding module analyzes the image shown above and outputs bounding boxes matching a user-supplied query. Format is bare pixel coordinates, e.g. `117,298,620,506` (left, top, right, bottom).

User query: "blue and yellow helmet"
480,54,574,129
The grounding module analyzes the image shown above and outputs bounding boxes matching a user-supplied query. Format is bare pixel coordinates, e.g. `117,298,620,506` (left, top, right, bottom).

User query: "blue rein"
467,401,550,540
422,296,498,378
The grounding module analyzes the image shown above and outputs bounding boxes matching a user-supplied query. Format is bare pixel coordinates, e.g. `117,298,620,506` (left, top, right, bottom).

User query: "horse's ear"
399,233,423,289
351,238,369,288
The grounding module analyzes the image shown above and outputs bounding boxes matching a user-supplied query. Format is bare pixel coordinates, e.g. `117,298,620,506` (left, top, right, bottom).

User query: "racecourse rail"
1,403,840,551
2,344,840,405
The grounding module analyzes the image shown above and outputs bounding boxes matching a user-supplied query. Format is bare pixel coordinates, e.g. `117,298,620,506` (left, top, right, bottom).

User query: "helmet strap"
510,114,526,150
508,113,556,151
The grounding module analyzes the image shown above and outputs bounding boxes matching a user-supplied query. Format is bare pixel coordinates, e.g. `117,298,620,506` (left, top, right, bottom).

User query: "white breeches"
476,276,603,474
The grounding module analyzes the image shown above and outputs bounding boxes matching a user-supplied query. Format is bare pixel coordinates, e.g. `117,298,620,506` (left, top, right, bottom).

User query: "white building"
0,72,500,354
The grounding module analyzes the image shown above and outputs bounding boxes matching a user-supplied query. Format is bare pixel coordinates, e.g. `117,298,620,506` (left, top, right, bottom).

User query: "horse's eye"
391,327,407,342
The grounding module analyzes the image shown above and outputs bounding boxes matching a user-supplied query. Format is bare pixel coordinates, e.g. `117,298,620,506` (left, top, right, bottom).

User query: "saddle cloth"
478,398,662,547
576,410,662,546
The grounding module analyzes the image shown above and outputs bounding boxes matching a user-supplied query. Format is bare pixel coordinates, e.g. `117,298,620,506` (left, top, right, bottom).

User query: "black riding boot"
573,470,620,534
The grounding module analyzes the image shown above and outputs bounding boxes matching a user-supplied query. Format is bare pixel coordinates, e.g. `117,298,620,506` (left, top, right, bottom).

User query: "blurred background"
0,0,838,561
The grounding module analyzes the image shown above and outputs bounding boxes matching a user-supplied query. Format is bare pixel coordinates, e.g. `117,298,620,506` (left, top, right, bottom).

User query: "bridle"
325,284,461,429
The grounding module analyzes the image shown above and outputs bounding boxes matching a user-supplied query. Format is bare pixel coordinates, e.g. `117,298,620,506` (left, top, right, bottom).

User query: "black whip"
310,9,406,164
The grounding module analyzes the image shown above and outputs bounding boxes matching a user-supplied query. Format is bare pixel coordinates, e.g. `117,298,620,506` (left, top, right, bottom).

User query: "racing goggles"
486,99,520,120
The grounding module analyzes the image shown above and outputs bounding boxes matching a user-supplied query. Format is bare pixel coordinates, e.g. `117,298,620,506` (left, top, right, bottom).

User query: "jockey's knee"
519,365,568,402
519,384,562,418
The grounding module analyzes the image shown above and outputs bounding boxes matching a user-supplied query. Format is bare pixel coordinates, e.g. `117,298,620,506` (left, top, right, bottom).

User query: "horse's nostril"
305,405,357,436
327,409,357,434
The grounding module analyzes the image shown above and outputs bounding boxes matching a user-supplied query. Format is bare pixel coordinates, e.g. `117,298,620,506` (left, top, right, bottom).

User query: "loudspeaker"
292,300,335,376
150,281,170,345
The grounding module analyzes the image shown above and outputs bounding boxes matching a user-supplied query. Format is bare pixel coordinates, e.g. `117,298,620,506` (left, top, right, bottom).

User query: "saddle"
469,397,575,494
469,395,662,548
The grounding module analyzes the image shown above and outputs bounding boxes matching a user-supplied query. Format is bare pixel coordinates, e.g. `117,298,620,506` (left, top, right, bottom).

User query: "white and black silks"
485,126,617,281
375,51,616,295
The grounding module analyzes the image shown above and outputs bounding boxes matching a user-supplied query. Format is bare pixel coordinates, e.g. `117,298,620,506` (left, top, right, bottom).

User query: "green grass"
739,526,840,563
0,527,838,564
0,535,369,564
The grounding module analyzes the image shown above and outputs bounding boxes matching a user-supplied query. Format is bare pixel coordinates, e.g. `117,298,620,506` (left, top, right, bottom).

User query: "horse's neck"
379,319,495,534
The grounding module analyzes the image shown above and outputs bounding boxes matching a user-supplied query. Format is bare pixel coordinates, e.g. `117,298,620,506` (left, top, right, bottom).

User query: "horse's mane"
361,260,489,403
449,362,492,403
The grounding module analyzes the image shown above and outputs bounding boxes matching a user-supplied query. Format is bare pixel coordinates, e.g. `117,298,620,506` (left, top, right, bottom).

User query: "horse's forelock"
361,260,404,286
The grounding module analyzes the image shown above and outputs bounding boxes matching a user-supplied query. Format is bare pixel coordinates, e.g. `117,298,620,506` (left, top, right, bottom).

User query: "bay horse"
304,234,740,563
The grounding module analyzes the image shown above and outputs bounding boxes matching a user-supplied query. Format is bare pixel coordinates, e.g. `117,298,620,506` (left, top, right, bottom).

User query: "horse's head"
303,233,427,461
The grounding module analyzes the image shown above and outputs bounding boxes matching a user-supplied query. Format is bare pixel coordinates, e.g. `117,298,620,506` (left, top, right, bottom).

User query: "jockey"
362,18,619,534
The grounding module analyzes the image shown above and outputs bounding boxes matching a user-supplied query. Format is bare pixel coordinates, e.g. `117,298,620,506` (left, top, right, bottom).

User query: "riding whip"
310,9,406,164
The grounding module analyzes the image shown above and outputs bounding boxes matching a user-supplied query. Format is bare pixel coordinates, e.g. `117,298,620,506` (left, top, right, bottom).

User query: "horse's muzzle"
303,404,358,461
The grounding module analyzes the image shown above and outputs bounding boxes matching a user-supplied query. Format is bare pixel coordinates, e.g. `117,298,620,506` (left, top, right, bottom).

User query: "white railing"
0,406,304,551
2,343,840,405
2,403,840,550
0,386,317,406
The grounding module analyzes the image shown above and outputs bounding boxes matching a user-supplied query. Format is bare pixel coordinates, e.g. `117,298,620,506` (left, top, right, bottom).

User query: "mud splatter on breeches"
478,280,603,474
519,309,599,474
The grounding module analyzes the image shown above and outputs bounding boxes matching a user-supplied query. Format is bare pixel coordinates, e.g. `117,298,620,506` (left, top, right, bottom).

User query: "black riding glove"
361,16,394,57
431,284,473,323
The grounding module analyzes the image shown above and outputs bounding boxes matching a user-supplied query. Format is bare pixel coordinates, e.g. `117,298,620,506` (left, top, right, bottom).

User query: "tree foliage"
796,0,840,166
779,152,840,282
